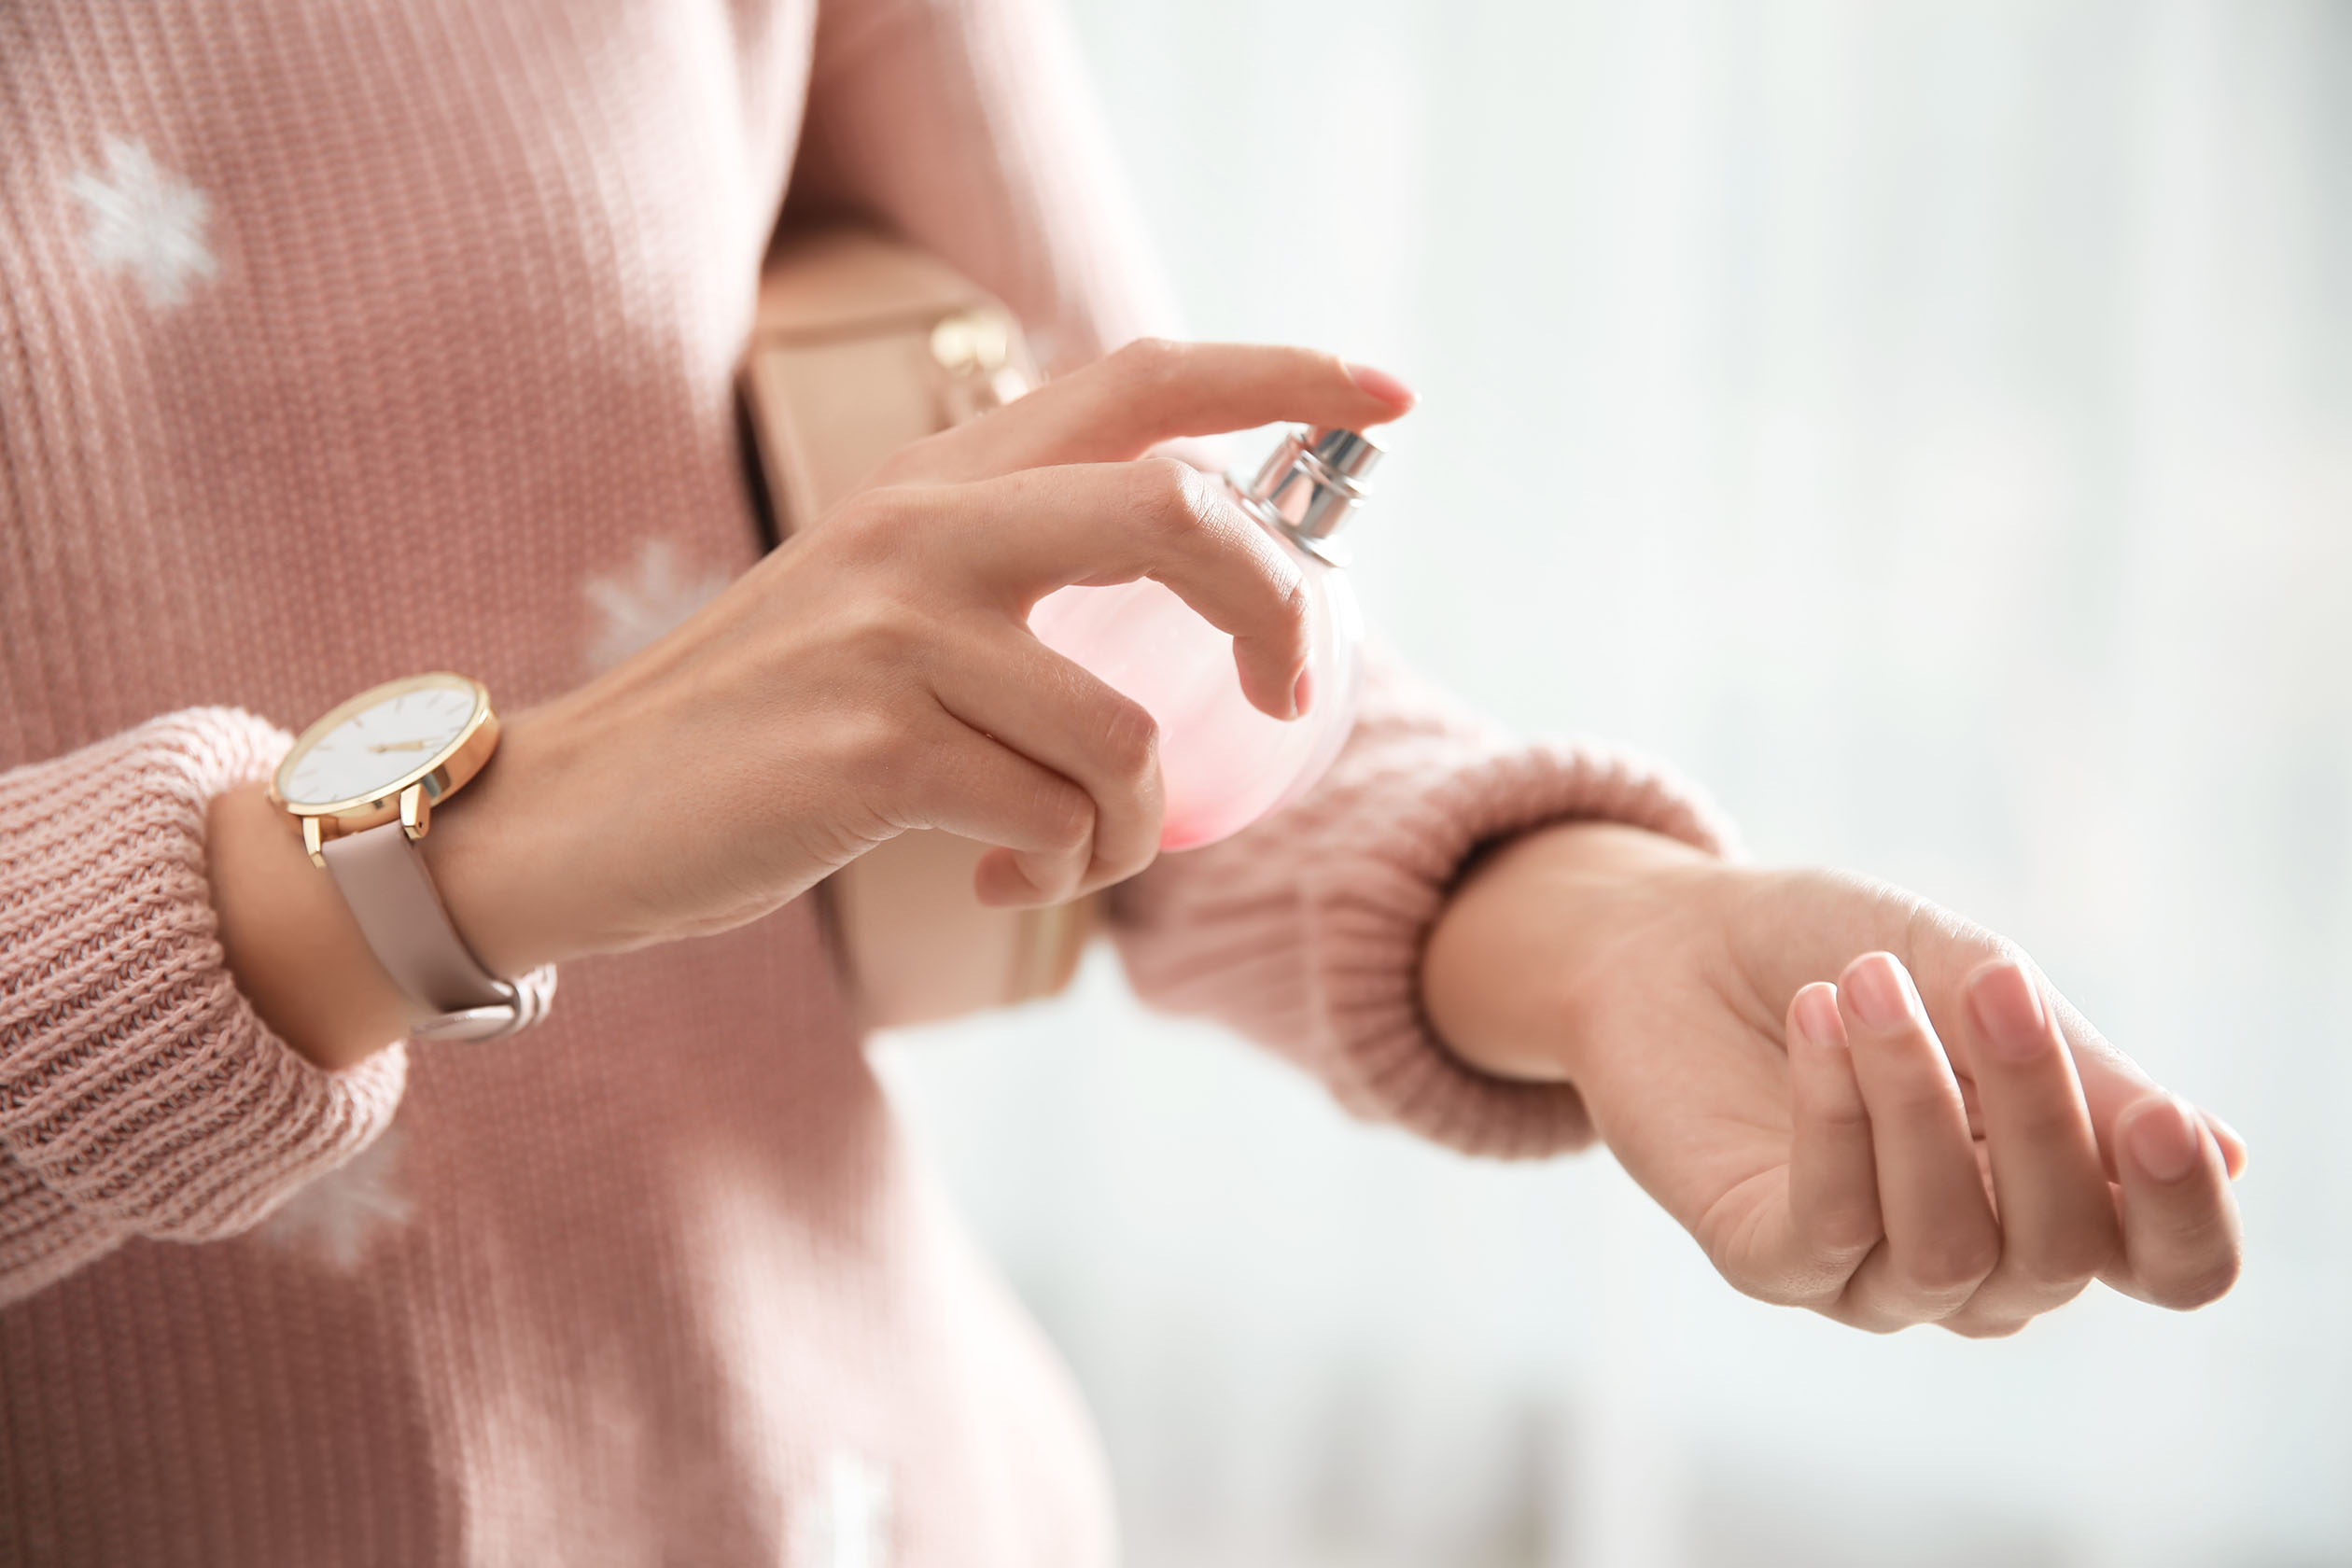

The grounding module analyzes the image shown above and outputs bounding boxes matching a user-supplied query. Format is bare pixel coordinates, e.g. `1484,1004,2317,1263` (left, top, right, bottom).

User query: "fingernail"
991,855,1052,909
1291,667,1314,720
1792,985,1845,1051
2205,1112,2249,1177
1842,954,1919,1030
2127,1096,2202,1183
1344,361,1417,409
1966,959,2048,1063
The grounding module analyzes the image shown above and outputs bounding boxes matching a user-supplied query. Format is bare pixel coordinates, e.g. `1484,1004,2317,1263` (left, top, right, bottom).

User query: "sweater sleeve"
1110,650,1740,1161
0,709,406,1305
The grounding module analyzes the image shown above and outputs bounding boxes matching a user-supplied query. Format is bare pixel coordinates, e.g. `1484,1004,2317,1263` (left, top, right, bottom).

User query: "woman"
0,0,2243,1561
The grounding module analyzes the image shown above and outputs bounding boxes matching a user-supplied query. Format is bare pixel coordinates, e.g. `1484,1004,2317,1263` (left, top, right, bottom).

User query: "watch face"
280,675,485,809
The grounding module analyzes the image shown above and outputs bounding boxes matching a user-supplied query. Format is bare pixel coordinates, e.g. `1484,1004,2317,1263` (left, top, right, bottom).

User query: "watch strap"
319,821,555,1043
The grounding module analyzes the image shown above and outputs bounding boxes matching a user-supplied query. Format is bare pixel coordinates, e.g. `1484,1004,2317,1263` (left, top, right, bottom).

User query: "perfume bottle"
1028,426,1382,851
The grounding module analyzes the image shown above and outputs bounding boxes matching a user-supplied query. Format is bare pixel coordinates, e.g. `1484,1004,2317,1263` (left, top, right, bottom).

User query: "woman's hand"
423,343,1414,970
211,340,1411,1068
1422,822,2247,1335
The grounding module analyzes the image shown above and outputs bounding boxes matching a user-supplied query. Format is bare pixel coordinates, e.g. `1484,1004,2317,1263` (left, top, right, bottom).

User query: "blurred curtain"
875,2,2352,1564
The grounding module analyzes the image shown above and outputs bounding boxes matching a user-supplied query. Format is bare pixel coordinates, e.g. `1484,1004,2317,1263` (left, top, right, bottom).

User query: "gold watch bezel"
267,673,499,866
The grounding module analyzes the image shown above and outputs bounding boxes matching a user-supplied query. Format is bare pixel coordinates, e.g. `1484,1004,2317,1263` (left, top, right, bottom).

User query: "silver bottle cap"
1232,426,1384,566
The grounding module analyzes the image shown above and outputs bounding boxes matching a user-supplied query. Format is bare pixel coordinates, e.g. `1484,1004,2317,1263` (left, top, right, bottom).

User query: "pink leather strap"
320,821,555,1043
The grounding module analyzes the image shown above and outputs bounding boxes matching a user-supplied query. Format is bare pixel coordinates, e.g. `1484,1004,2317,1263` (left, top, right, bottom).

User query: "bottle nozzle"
1234,426,1385,565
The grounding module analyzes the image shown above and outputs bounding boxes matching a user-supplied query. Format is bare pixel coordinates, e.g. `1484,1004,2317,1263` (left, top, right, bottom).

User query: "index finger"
1897,911,2248,1180
917,338,1415,481
2044,983,2248,1180
2104,1094,2244,1309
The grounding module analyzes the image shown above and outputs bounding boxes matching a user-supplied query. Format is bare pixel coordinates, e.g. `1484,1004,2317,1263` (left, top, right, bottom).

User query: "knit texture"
0,710,406,1301
0,0,1729,1561
1117,651,1736,1159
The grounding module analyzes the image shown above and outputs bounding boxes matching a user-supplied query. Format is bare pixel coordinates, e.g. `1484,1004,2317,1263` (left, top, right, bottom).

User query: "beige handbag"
740,224,1097,1027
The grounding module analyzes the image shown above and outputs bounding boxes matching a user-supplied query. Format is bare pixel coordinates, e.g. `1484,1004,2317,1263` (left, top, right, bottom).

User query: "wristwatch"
269,672,556,1043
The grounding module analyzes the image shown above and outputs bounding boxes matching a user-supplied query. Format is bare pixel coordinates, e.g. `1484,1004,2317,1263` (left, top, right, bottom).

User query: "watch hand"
366,739,436,753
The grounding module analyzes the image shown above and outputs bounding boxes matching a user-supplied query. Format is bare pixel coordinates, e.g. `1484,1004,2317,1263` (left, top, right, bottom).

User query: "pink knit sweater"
0,0,1730,1561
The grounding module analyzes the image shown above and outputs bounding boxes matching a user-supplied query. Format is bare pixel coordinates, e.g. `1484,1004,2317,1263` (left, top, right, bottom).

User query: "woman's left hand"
1421,821,2247,1336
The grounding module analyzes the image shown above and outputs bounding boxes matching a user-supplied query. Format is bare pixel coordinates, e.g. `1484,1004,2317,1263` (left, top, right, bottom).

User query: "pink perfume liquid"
1029,565,1360,850
1027,427,1379,851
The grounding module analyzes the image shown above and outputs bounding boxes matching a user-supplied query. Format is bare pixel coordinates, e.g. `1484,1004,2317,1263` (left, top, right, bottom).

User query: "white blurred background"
872,2,2352,1563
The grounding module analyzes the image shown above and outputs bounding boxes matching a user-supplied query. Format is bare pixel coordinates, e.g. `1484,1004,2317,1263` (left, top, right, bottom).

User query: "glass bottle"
1028,426,1382,850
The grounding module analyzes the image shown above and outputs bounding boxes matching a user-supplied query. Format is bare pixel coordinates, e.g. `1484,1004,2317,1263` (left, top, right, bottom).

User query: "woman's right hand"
426,341,1415,981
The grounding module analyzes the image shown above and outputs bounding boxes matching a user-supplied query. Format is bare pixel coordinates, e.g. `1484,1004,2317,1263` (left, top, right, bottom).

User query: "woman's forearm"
1421,819,1719,1085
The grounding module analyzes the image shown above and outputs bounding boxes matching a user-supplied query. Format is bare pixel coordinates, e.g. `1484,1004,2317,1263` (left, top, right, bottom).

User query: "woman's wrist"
1421,819,1721,1086
414,705,589,978
207,707,588,1071
207,781,415,1071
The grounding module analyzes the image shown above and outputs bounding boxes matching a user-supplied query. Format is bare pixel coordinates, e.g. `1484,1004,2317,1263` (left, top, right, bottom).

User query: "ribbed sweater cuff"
1115,701,1738,1162
1305,737,1737,1159
0,709,406,1245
